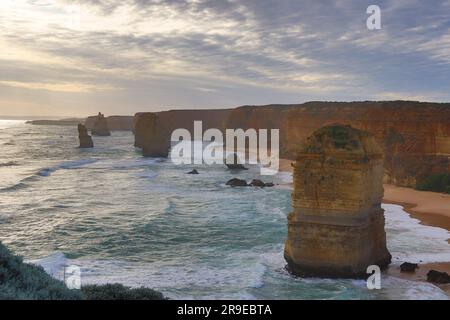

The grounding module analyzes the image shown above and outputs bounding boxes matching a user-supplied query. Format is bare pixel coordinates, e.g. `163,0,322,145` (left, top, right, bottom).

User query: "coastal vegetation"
81,284,165,300
0,242,165,300
416,173,450,194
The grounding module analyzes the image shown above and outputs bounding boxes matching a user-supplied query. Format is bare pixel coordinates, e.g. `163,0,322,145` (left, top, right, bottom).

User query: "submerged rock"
78,124,94,148
226,178,249,187
400,262,418,273
187,169,199,174
284,125,391,278
249,179,274,187
225,153,248,170
91,112,111,136
249,179,265,187
427,270,450,284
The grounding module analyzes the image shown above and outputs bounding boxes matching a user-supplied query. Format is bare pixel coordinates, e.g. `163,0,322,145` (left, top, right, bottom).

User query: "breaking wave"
0,161,19,167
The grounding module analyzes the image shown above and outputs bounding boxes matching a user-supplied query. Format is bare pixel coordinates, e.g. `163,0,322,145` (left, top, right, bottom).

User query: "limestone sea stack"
284,125,391,278
91,112,111,136
78,124,94,148
134,113,169,158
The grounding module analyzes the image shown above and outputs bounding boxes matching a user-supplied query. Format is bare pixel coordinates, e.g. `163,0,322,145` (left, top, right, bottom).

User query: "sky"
0,0,450,117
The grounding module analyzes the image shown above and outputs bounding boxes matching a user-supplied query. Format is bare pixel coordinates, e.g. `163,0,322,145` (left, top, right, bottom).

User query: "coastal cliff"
134,109,231,149
134,101,450,187
284,125,391,278
85,116,134,131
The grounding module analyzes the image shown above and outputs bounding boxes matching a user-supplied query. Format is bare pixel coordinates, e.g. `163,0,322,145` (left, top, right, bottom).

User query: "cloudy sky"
0,0,450,117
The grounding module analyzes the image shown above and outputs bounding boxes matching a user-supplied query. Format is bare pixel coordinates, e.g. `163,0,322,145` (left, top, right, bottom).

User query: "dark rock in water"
427,270,450,284
226,163,248,170
250,179,266,187
400,262,418,272
91,112,111,136
187,169,199,174
143,145,169,158
249,179,275,187
78,124,94,148
226,178,249,187
225,153,248,170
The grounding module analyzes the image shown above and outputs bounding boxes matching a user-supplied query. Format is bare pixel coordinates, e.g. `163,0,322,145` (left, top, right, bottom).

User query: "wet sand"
383,184,450,231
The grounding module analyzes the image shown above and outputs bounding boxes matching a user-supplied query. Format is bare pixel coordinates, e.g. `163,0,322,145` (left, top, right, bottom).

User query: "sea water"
0,120,449,300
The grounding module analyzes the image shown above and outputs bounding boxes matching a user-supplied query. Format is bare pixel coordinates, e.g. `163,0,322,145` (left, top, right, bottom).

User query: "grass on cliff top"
416,173,450,194
308,125,360,150
0,242,83,300
0,242,165,300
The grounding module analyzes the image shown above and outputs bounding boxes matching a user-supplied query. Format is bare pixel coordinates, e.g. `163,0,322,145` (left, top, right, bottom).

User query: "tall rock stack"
91,112,111,136
134,113,170,158
284,125,391,278
78,124,94,148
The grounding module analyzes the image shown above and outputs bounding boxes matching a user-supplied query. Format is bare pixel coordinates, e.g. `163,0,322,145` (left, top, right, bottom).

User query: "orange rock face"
224,101,450,187
134,113,170,158
85,115,134,132
284,125,391,278
134,101,450,186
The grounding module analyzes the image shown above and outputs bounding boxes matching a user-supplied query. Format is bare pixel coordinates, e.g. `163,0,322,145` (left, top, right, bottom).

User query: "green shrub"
81,283,165,300
416,173,450,193
0,242,166,300
0,242,83,300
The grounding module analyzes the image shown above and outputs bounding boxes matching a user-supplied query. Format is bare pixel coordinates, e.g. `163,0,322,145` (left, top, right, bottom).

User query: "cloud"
0,81,116,93
0,0,450,116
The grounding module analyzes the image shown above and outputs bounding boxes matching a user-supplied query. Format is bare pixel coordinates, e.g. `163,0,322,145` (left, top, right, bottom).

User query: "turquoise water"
1,120,450,299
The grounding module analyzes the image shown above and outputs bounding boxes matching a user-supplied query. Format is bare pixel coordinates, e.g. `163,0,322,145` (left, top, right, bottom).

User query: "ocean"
1,119,450,299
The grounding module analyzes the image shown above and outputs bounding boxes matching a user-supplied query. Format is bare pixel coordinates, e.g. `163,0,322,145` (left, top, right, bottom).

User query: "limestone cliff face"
224,101,450,187
91,113,111,136
78,124,93,148
134,109,231,156
85,116,134,132
134,101,450,186
284,125,391,278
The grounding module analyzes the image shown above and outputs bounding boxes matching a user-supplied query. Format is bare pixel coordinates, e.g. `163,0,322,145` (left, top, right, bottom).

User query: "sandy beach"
383,184,450,231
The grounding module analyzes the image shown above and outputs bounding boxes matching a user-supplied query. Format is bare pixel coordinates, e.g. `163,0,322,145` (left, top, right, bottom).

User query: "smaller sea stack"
78,124,94,148
91,112,111,136
284,125,391,278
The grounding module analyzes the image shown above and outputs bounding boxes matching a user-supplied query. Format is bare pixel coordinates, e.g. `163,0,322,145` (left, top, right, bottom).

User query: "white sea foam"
37,159,99,177
277,171,293,184
29,252,68,280
82,158,160,170
383,203,450,263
